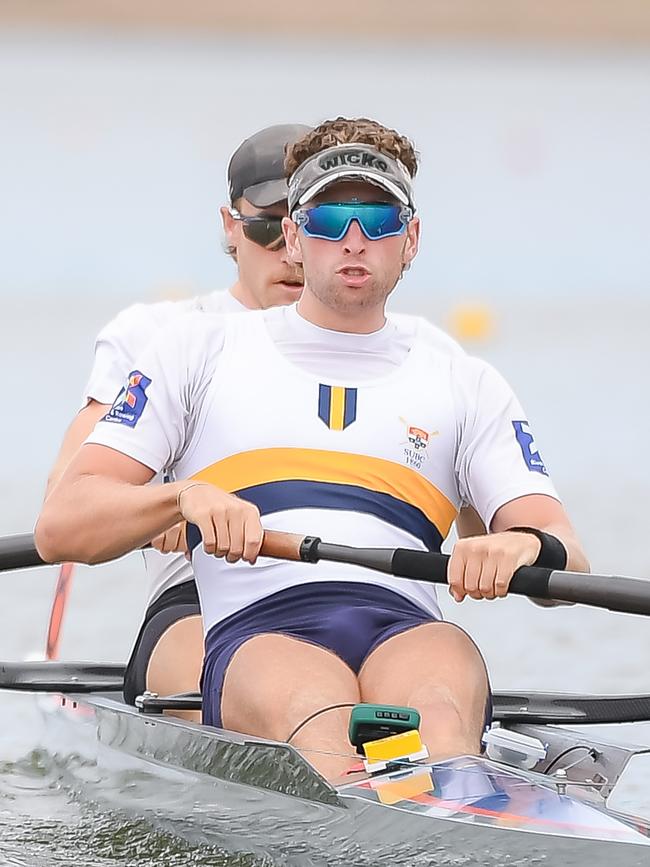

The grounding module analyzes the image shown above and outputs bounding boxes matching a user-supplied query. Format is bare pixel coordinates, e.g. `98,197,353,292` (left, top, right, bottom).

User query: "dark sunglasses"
230,209,285,250
293,202,412,242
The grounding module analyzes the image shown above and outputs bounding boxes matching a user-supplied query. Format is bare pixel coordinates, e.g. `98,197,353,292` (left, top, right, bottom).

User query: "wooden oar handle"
260,529,305,561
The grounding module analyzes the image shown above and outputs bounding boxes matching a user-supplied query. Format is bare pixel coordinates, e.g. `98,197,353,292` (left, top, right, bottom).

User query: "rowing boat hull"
39,693,650,866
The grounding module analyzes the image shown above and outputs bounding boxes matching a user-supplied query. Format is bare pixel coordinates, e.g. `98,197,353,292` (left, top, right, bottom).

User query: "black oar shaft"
0,661,125,692
547,570,650,616
301,538,650,617
300,537,396,574
0,533,45,571
5,531,650,618
302,539,554,598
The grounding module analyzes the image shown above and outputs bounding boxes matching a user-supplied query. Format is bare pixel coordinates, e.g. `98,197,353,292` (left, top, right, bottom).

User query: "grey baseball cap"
228,123,311,208
287,143,415,214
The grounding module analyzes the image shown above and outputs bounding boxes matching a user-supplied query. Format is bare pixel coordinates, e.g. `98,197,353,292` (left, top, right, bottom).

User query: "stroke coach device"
348,703,421,755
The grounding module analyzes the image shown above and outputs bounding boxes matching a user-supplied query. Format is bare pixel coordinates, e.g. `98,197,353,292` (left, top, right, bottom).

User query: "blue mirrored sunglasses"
293,202,412,242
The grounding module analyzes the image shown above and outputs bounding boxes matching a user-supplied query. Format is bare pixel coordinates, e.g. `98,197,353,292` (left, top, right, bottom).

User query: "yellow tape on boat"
362,729,423,763
373,769,433,806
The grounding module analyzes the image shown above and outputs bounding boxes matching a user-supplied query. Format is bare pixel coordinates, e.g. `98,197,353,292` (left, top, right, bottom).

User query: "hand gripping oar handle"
260,531,650,617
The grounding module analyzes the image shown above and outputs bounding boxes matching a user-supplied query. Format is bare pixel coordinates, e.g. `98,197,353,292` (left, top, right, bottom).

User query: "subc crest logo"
400,417,438,469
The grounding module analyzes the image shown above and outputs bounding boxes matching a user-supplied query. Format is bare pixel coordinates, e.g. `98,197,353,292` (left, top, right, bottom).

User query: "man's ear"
402,215,420,270
220,206,238,252
282,216,302,264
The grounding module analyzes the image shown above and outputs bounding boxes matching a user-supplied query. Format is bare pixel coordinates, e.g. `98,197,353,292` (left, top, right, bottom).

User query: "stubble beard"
307,263,401,315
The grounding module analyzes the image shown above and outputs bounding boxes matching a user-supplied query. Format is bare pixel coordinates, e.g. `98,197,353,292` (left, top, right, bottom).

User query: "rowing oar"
260,531,650,617
4,660,650,726
3,530,650,617
45,563,75,660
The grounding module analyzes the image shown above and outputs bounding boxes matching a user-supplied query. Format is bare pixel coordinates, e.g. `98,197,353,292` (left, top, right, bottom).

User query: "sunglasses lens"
301,204,406,241
242,218,285,249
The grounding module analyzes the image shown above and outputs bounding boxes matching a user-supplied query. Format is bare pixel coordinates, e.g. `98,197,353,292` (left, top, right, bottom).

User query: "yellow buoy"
149,284,195,302
448,303,495,342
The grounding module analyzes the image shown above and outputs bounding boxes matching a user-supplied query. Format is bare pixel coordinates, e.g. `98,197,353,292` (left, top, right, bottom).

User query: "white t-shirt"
81,289,243,604
82,289,244,406
83,296,463,606
88,306,559,630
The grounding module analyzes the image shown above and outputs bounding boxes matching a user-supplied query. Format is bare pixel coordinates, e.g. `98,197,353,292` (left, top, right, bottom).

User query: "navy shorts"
201,581,442,728
123,580,200,705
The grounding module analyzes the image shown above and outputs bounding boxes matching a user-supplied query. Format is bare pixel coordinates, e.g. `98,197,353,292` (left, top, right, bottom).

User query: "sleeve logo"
104,371,152,428
512,420,548,476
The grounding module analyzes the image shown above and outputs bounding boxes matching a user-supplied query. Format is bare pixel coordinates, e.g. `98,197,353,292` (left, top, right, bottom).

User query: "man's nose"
342,219,367,255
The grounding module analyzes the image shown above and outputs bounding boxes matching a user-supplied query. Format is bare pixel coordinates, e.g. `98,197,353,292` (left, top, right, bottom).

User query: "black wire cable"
287,703,357,743
544,745,600,775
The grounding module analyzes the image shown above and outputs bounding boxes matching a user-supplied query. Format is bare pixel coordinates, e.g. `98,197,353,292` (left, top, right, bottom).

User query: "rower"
43,123,311,710
41,128,476,715
36,116,589,781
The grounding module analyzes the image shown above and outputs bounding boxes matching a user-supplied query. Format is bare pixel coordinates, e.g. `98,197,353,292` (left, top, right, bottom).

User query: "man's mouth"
336,266,371,286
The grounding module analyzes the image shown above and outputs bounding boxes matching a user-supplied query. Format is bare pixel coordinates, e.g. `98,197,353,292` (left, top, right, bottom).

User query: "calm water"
1,30,650,304
2,296,650,864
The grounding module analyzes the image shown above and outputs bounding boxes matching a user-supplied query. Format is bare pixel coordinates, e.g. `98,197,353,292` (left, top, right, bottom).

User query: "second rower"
44,123,310,705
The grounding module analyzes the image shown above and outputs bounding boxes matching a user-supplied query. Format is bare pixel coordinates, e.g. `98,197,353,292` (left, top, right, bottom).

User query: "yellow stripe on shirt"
330,386,345,431
192,447,457,537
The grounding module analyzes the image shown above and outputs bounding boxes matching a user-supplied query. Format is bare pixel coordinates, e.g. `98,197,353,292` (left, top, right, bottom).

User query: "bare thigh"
359,622,489,759
146,614,203,722
221,633,360,780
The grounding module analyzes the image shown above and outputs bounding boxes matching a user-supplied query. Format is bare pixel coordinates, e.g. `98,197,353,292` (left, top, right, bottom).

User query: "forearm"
36,474,187,565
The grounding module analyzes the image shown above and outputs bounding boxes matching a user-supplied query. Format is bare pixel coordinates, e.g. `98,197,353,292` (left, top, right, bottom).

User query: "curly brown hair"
285,117,418,178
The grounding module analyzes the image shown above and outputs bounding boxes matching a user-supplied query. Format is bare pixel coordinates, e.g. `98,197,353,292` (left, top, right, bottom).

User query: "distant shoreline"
2,0,650,44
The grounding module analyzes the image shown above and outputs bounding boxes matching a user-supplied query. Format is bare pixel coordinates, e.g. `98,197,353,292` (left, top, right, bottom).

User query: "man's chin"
274,282,304,300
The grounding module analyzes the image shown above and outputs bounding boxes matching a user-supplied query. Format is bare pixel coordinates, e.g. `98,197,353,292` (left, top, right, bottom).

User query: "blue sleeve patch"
104,371,152,428
512,420,548,476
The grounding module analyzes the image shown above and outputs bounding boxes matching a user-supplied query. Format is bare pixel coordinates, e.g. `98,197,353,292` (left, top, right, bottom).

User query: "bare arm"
37,443,174,564
35,443,262,567
44,401,110,499
448,494,589,602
